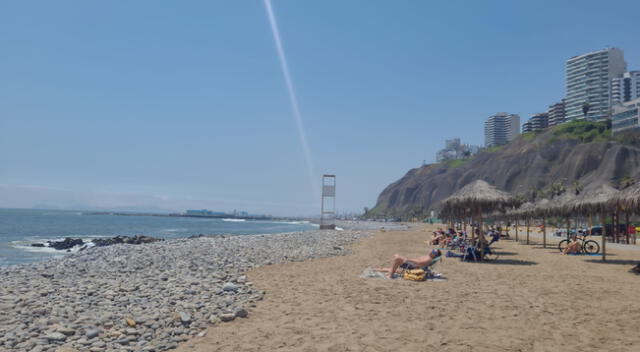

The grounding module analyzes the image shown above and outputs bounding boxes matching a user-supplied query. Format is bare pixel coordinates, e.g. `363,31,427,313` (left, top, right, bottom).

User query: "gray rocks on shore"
0,229,370,352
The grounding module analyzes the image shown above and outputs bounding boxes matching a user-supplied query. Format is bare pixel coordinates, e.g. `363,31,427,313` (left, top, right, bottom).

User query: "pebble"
0,229,370,351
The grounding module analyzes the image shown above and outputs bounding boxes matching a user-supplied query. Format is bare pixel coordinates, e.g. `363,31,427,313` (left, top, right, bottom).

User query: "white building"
612,71,640,104
612,98,640,135
435,138,481,162
547,100,566,127
565,48,627,121
484,112,520,147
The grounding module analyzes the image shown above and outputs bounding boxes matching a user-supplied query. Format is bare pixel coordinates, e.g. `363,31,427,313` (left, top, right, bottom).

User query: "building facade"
612,98,640,135
436,138,481,162
484,112,520,147
612,71,640,104
565,48,627,121
547,100,566,127
522,113,549,133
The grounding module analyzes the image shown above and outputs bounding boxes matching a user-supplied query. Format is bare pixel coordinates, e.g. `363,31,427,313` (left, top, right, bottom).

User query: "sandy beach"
177,223,640,352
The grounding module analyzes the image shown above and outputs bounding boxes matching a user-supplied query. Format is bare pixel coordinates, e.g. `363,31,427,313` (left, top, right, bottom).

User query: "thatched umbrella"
534,198,551,248
573,184,619,261
440,180,517,242
610,183,640,245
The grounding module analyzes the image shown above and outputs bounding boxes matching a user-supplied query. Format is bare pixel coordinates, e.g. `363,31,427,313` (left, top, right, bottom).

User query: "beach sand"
177,224,640,352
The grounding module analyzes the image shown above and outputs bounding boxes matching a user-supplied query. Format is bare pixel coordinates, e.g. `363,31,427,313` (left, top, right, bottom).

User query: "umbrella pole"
543,217,547,248
515,217,519,242
625,212,630,244
526,217,530,245
601,211,607,261
566,217,570,242
588,214,593,236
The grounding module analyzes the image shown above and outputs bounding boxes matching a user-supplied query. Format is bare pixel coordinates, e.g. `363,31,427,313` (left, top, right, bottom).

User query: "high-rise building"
612,98,640,135
484,112,520,147
547,100,566,127
565,48,627,121
522,113,549,133
612,71,640,104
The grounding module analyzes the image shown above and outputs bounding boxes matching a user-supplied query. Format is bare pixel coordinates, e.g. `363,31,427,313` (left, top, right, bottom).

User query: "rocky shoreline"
0,229,371,352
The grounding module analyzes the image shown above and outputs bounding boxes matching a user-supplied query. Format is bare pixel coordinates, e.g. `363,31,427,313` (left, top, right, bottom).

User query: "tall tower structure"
565,48,627,121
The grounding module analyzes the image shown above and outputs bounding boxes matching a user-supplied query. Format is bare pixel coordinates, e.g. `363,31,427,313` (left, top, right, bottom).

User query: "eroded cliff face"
371,129,640,218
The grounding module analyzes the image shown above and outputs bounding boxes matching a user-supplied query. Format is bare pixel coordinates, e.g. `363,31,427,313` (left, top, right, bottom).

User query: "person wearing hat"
374,249,442,279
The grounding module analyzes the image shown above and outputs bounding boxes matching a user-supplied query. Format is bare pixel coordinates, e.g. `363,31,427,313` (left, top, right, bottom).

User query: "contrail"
264,0,320,201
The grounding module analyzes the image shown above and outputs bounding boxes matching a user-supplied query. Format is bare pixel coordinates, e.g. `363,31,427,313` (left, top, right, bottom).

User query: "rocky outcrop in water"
91,235,162,247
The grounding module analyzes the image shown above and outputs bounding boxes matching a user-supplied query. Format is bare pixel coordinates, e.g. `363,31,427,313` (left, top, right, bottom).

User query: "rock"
31,243,46,247
125,328,138,335
44,332,67,342
57,327,75,336
179,312,191,325
234,307,248,318
47,238,84,250
125,318,136,327
197,329,208,338
219,313,236,322
222,282,238,292
85,328,101,339
54,347,78,352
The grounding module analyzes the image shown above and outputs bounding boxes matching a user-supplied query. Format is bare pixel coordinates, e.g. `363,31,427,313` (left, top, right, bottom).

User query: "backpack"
402,268,426,281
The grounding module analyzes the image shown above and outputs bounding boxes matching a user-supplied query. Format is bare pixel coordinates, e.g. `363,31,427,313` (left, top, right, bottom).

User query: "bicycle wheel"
583,240,600,254
558,239,570,252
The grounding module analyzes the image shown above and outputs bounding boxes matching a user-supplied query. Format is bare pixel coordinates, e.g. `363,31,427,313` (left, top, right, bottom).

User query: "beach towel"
359,267,447,281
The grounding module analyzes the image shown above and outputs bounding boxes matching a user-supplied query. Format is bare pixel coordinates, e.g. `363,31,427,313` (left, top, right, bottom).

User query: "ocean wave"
222,218,246,222
272,220,311,225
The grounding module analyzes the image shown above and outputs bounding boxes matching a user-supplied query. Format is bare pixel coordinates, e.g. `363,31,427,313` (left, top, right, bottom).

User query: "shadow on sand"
584,259,638,265
476,259,538,266
492,251,518,256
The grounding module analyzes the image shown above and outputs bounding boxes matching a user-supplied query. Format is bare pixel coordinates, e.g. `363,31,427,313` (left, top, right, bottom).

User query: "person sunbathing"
374,249,442,279
562,234,581,255
429,231,445,246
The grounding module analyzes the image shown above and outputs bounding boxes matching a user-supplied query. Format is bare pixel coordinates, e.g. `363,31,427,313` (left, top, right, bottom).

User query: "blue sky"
1,0,639,215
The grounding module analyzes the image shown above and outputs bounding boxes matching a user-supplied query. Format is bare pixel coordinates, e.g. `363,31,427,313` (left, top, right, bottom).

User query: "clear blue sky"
1,0,639,215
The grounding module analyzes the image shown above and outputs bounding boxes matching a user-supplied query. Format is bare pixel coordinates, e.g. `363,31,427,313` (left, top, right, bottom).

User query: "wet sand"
177,224,640,352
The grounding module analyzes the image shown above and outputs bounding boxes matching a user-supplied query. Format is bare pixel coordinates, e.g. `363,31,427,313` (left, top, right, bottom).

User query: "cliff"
370,121,640,218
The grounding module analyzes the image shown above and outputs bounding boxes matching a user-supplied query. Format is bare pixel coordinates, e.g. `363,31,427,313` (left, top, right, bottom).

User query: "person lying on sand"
374,249,442,279
562,234,581,255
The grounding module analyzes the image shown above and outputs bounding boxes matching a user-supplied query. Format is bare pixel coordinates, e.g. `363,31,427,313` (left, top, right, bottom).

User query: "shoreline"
0,226,377,352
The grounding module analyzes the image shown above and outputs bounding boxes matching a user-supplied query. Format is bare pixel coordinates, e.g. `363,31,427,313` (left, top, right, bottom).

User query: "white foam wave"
222,219,246,222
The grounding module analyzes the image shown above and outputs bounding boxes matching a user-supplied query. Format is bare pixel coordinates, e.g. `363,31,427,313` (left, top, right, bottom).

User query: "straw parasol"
610,183,640,214
440,180,518,240
573,184,619,261
517,202,536,244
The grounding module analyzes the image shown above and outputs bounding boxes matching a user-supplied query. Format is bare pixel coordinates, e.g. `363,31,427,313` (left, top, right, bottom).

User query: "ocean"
0,208,317,266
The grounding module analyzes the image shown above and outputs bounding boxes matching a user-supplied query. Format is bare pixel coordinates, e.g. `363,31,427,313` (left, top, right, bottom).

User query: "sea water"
0,208,316,266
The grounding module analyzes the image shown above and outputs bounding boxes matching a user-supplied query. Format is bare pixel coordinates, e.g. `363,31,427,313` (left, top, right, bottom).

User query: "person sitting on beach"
429,231,446,246
374,249,442,279
562,234,581,255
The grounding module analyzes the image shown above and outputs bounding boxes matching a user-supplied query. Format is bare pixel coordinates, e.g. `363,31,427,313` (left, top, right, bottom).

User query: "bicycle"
557,233,600,254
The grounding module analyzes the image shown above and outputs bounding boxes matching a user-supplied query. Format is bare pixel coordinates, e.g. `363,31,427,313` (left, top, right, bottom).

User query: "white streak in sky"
264,0,320,200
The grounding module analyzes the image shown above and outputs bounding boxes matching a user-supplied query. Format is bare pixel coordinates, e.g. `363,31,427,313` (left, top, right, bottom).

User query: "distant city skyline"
2,1,640,215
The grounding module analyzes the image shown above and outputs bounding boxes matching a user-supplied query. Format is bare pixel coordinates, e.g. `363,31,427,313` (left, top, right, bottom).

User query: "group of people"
374,226,504,279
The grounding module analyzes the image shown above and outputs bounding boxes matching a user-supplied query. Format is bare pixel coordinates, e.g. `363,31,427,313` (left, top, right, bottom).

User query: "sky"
1,0,640,216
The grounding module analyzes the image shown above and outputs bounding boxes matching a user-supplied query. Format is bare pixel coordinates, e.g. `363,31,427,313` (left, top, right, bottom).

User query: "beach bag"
402,268,426,281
